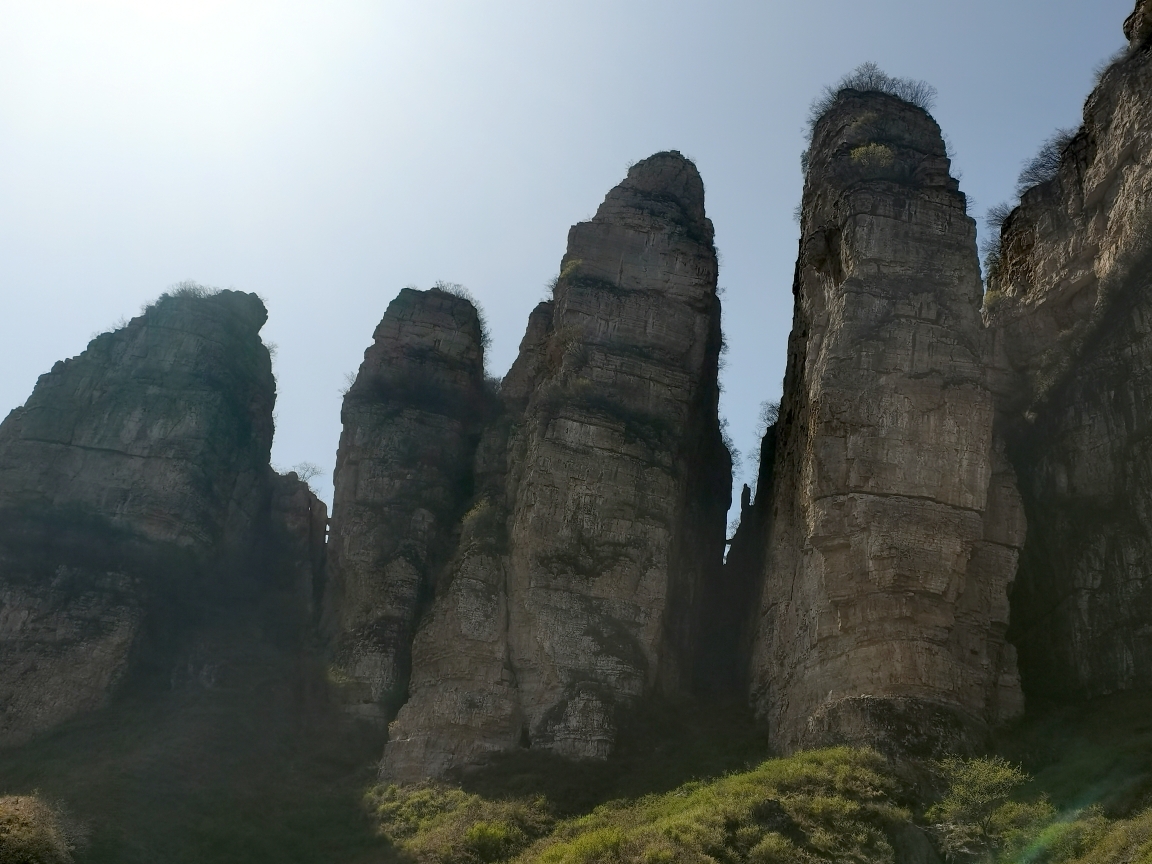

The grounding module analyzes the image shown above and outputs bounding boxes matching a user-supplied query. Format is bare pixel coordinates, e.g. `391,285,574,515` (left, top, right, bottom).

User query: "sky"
0,0,1133,517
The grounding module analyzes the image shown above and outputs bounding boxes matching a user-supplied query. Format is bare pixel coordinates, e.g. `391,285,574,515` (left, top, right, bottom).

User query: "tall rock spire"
322,286,490,719
381,151,731,781
742,89,1025,755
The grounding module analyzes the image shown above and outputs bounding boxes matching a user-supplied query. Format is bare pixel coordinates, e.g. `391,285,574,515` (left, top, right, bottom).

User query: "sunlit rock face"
381,151,731,781
742,91,1025,756
990,6,1152,701
0,289,315,746
322,287,490,719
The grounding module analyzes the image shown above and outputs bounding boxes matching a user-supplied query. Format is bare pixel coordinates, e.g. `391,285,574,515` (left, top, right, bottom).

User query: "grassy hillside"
369,693,1152,864
7,683,1152,863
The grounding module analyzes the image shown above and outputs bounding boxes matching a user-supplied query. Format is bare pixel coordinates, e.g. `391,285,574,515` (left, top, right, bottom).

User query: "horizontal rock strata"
322,287,490,719
382,151,731,781
990,7,1152,700
0,288,284,745
744,91,1025,755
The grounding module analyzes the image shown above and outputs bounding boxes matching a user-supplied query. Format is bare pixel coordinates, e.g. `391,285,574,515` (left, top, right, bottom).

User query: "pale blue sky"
0,0,1132,514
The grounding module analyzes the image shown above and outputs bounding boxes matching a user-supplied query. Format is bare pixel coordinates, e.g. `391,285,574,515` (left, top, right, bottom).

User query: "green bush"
365,783,553,863
524,747,907,864
850,143,896,171
367,749,908,864
0,796,74,864
1054,808,1152,863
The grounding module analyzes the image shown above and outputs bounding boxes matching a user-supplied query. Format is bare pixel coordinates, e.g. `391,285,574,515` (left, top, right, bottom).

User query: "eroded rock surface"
989,9,1152,700
0,289,286,745
382,151,730,781
322,287,489,719
742,92,1025,755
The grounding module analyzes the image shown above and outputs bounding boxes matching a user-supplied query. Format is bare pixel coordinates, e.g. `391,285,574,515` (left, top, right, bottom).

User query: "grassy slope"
374,692,1152,864
7,665,1152,864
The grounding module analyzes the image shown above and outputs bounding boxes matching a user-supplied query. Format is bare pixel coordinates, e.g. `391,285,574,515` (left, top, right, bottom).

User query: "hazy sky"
0,0,1132,514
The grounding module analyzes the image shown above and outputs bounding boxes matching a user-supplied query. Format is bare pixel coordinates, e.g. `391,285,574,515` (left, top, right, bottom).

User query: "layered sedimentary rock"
322,287,489,718
742,92,1025,755
0,288,288,745
0,289,275,546
381,151,730,781
989,8,1152,700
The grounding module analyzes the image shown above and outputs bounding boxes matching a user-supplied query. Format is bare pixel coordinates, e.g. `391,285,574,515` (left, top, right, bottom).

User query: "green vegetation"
11,666,1152,863
366,749,1152,864
370,748,908,864
367,784,553,863
0,796,75,864
982,289,1005,313
850,143,896,171
361,693,1152,864
526,747,907,864
927,756,1054,862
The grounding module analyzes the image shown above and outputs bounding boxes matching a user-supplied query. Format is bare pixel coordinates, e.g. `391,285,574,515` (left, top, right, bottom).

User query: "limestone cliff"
322,287,490,719
0,287,323,745
380,151,731,781
988,4,1152,700
739,91,1025,755
0,288,274,546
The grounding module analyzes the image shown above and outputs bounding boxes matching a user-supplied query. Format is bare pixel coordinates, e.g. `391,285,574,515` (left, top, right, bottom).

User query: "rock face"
0,287,304,745
0,289,275,546
380,151,730,781
322,287,489,719
989,11,1152,700
268,470,330,625
740,92,1025,755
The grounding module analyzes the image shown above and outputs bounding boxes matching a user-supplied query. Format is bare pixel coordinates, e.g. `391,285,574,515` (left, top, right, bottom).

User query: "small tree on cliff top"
806,61,938,143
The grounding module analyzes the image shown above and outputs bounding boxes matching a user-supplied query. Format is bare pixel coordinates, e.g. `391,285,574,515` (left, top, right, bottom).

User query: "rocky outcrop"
267,470,329,625
381,151,731,781
322,287,490,719
989,8,1152,700
0,288,274,546
741,92,1025,755
0,287,291,745
1126,0,1152,45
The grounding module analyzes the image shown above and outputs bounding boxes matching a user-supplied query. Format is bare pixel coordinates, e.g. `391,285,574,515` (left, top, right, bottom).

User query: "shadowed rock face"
0,289,320,746
381,151,730,781
322,287,489,719
741,92,1024,756
989,8,1152,700
0,289,274,547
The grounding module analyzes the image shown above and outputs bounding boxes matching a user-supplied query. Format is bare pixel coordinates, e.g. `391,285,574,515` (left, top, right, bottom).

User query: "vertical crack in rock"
322,287,490,719
744,91,1025,756
382,151,731,781
990,3,1152,700
0,288,320,745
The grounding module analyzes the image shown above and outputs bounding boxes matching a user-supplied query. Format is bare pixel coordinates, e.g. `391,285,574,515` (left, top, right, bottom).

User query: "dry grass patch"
0,796,74,864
